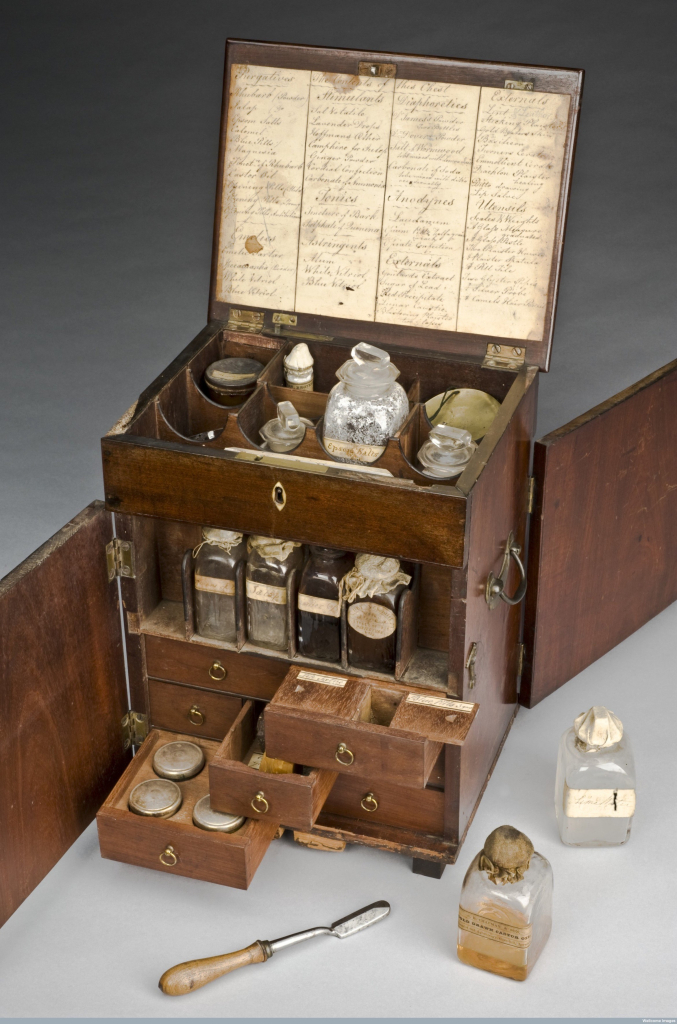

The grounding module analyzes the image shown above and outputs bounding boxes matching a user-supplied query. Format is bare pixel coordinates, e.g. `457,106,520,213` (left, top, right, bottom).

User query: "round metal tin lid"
205,357,264,389
192,794,245,833
152,741,205,781
129,779,182,818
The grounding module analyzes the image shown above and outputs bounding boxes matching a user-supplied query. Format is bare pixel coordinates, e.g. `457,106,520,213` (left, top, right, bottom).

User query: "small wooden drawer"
264,667,479,789
210,702,337,831
96,729,278,889
322,773,445,835
144,635,286,701
148,679,242,740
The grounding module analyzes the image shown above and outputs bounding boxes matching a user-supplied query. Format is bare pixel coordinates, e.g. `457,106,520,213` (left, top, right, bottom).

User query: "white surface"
0,603,674,1018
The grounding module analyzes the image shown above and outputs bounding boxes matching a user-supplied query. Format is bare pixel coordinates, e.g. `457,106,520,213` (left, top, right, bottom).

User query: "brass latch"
122,710,148,751
226,308,265,334
106,538,135,581
465,642,479,690
482,344,526,371
358,61,396,78
272,312,297,327
505,79,534,91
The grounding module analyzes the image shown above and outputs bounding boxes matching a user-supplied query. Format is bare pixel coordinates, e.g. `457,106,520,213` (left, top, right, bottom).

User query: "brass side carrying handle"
360,792,378,812
208,660,226,681
188,704,205,725
335,743,354,766
159,845,178,867
485,531,527,610
251,791,269,814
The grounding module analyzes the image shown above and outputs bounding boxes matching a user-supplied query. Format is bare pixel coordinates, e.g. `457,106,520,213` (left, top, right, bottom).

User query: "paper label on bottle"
194,574,236,596
246,580,287,605
406,693,475,713
210,369,254,382
286,380,314,391
563,785,636,818
247,751,264,770
347,602,397,639
458,908,532,949
298,594,341,618
323,437,385,464
297,670,347,687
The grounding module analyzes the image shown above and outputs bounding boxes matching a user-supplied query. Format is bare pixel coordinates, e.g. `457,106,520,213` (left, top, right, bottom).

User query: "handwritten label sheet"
216,66,570,343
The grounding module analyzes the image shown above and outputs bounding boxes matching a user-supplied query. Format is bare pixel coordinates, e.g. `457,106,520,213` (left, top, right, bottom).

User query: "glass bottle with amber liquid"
193,528,246,643
297,547,354,663
457,826,553,981
246,536,303,651
342,555,411,673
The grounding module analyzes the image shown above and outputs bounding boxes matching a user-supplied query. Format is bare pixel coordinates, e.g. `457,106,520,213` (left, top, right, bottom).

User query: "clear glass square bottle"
457,826,553,981
246,536,304,651
555,705,635,847
193,527,246,643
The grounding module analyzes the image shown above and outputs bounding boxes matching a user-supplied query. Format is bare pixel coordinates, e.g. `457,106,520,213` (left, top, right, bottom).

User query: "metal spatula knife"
159,900,390,996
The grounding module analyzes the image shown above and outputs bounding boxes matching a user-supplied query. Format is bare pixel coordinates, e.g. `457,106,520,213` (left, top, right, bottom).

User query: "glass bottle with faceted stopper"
297,547,354,663
246,536,303,651
555,705,635,846
342,555,411,673
193,528,246,643
323,343,409,465
457,825,553,981
417,424,477,479
259,400,307,452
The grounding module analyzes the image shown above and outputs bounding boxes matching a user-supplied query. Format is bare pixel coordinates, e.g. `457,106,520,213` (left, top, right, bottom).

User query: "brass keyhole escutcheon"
251,791,269,814
485,531,527,610
188,704,205,726
159,845,178,867
335,743,354,766
361,792,378,813
208,660,226,681
272,482,286,511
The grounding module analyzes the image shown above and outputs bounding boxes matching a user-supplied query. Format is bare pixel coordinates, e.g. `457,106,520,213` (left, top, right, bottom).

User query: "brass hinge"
517,642,526,681
106,538,135,581
358,61,396,78
465,642,479,690
121,710,148,751
226,308,265,334
482,344,526,371
272,312,297,327
527,476,536,515
505,79,534,91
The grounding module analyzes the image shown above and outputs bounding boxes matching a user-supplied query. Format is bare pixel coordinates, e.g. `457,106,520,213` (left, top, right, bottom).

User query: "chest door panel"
522,359,677,707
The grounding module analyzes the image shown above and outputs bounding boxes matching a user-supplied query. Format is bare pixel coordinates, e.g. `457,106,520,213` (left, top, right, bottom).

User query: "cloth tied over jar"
247,535,302,562
341,554,411,604
193,527,244,558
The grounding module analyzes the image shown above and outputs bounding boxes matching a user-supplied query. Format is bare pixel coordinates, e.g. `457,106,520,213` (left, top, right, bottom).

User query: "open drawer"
97,729,279,889
209,702,338,831
264,667,479,789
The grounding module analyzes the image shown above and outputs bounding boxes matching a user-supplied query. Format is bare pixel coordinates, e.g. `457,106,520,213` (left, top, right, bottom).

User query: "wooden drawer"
144,635,286,701
322,773,445,834
209,702,337,831
96,730,278,889
148,679,242,740
264,667,478,789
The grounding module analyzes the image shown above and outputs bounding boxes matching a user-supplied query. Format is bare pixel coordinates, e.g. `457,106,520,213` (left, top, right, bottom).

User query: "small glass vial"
259,401,307,452
284,343,314,391
246,536,304,651
194,528,246,643
323,343,409,464
555,705,635,846
417,424,477,479
457,826,553,981
297,546,354,663
343,554,411,673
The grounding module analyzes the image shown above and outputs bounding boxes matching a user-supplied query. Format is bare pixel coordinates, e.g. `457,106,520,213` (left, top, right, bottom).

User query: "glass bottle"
259,401,307,452
555,705,635,847
417,424,477,479
193,528,246,643
342,554,411,673
457,826,553,982
246,536,303,651
297,547,354,663
284,343,314,391
323,343,409,465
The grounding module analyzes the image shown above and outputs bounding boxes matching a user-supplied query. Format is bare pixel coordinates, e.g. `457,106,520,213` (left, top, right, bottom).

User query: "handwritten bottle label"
323,437,385,464
563,785,636,818
298,593,341,618
405,693,476,713
246,580,287,605
194,574,236,596
458,907,532,949
347,602,397,639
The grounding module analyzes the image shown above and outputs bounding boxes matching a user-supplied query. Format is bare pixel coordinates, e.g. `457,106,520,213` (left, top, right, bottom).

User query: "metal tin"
192,794,246,833
203,357,264,407
152,741,205,781
129,778,182,818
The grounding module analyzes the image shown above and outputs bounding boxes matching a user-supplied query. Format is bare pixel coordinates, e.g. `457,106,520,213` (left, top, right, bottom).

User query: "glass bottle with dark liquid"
343,555,411,673
297,547,354,663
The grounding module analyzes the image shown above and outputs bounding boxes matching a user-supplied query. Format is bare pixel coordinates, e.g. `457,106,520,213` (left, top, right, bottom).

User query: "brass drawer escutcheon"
188,704,205,726
361,792,378,813
208,660,227,681
272,482,286,511
335,743,354,766
159,845,178,867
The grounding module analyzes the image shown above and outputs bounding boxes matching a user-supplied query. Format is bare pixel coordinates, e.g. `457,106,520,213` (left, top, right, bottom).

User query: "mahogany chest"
1,38,675,928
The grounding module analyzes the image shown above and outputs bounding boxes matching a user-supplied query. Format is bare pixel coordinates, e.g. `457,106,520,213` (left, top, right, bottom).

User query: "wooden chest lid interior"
209,40,583,371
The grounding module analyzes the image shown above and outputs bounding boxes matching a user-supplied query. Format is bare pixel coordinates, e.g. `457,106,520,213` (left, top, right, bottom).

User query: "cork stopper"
479,825,534,885
574,706,623,751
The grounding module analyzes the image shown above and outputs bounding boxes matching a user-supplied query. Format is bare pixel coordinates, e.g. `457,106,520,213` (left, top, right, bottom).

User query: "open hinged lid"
209,40,583,371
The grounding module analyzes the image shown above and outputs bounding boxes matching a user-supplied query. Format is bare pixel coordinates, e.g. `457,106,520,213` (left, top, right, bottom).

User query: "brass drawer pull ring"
335,743,354,766
485,531,527,610
361,792,378,812
208,660,226,681
188,704,205,725
159,845,178,867
251,791,269,814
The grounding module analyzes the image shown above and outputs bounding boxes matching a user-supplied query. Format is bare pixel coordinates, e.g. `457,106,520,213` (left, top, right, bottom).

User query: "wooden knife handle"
159,940,269,996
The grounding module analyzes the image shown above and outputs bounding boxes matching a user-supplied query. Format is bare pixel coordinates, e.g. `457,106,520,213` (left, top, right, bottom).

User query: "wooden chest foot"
412,858,445,879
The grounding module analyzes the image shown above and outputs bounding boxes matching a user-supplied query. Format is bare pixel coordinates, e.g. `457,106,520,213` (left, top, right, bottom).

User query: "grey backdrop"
0,1,676,1018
